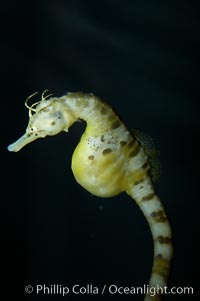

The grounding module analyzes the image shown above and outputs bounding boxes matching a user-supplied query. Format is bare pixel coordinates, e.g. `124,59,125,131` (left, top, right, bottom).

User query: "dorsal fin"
132,128,161,182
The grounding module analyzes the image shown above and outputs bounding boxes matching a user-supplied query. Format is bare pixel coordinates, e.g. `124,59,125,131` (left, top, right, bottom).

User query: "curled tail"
127,176,173,300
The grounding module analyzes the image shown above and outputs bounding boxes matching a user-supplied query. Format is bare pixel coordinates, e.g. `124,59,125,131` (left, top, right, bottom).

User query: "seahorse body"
8,92,173,300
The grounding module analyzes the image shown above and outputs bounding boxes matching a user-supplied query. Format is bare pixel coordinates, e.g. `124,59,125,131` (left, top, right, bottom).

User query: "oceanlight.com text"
25,283,194,296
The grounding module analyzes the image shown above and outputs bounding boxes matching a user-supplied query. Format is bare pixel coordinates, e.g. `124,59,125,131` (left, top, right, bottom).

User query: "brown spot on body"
129,143,140,157
51,121,56,126
100,105,108,115
120,141,127,147
101,135,105,142
88,155,94,160
157,236,171,244
141,193,155,202
155,254,163,259
111,119,121,129
42,107,50,112
153,256,170,282
142,162,149,170
107,112,116,121
134,178,144,185
127,139,136,148
102,148,112,155
151,210,167,223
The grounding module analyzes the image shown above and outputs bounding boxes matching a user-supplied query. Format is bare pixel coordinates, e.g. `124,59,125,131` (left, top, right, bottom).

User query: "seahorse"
8,91,173,300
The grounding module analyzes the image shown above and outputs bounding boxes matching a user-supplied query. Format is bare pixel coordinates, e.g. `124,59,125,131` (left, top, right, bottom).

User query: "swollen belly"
71,148,126,198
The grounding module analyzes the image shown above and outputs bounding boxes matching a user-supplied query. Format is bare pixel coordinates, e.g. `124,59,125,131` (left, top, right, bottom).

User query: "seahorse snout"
7,132,39,152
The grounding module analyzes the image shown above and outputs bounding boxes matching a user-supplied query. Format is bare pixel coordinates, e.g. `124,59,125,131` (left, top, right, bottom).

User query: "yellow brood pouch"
8,91,173,301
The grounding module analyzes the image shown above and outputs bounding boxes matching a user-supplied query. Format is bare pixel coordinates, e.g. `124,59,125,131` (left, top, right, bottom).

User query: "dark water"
1,0,199,300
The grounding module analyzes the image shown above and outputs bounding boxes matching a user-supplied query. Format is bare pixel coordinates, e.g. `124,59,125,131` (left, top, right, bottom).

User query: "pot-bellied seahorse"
8,91,173,300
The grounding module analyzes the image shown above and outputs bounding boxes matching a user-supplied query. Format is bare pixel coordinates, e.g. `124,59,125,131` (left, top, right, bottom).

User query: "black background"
1,0,200,300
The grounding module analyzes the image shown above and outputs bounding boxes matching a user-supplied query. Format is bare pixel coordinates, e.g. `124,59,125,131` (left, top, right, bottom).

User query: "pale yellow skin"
8,91,173,301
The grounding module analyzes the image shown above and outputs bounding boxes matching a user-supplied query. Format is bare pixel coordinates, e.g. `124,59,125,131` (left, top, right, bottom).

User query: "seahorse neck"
62,92,114,134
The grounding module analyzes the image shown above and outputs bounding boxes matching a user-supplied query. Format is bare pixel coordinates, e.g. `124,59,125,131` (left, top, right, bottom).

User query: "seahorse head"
8,91,72,152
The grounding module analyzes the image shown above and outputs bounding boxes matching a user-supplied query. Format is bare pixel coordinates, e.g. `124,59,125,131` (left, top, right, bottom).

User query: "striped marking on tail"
127,177,173,301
